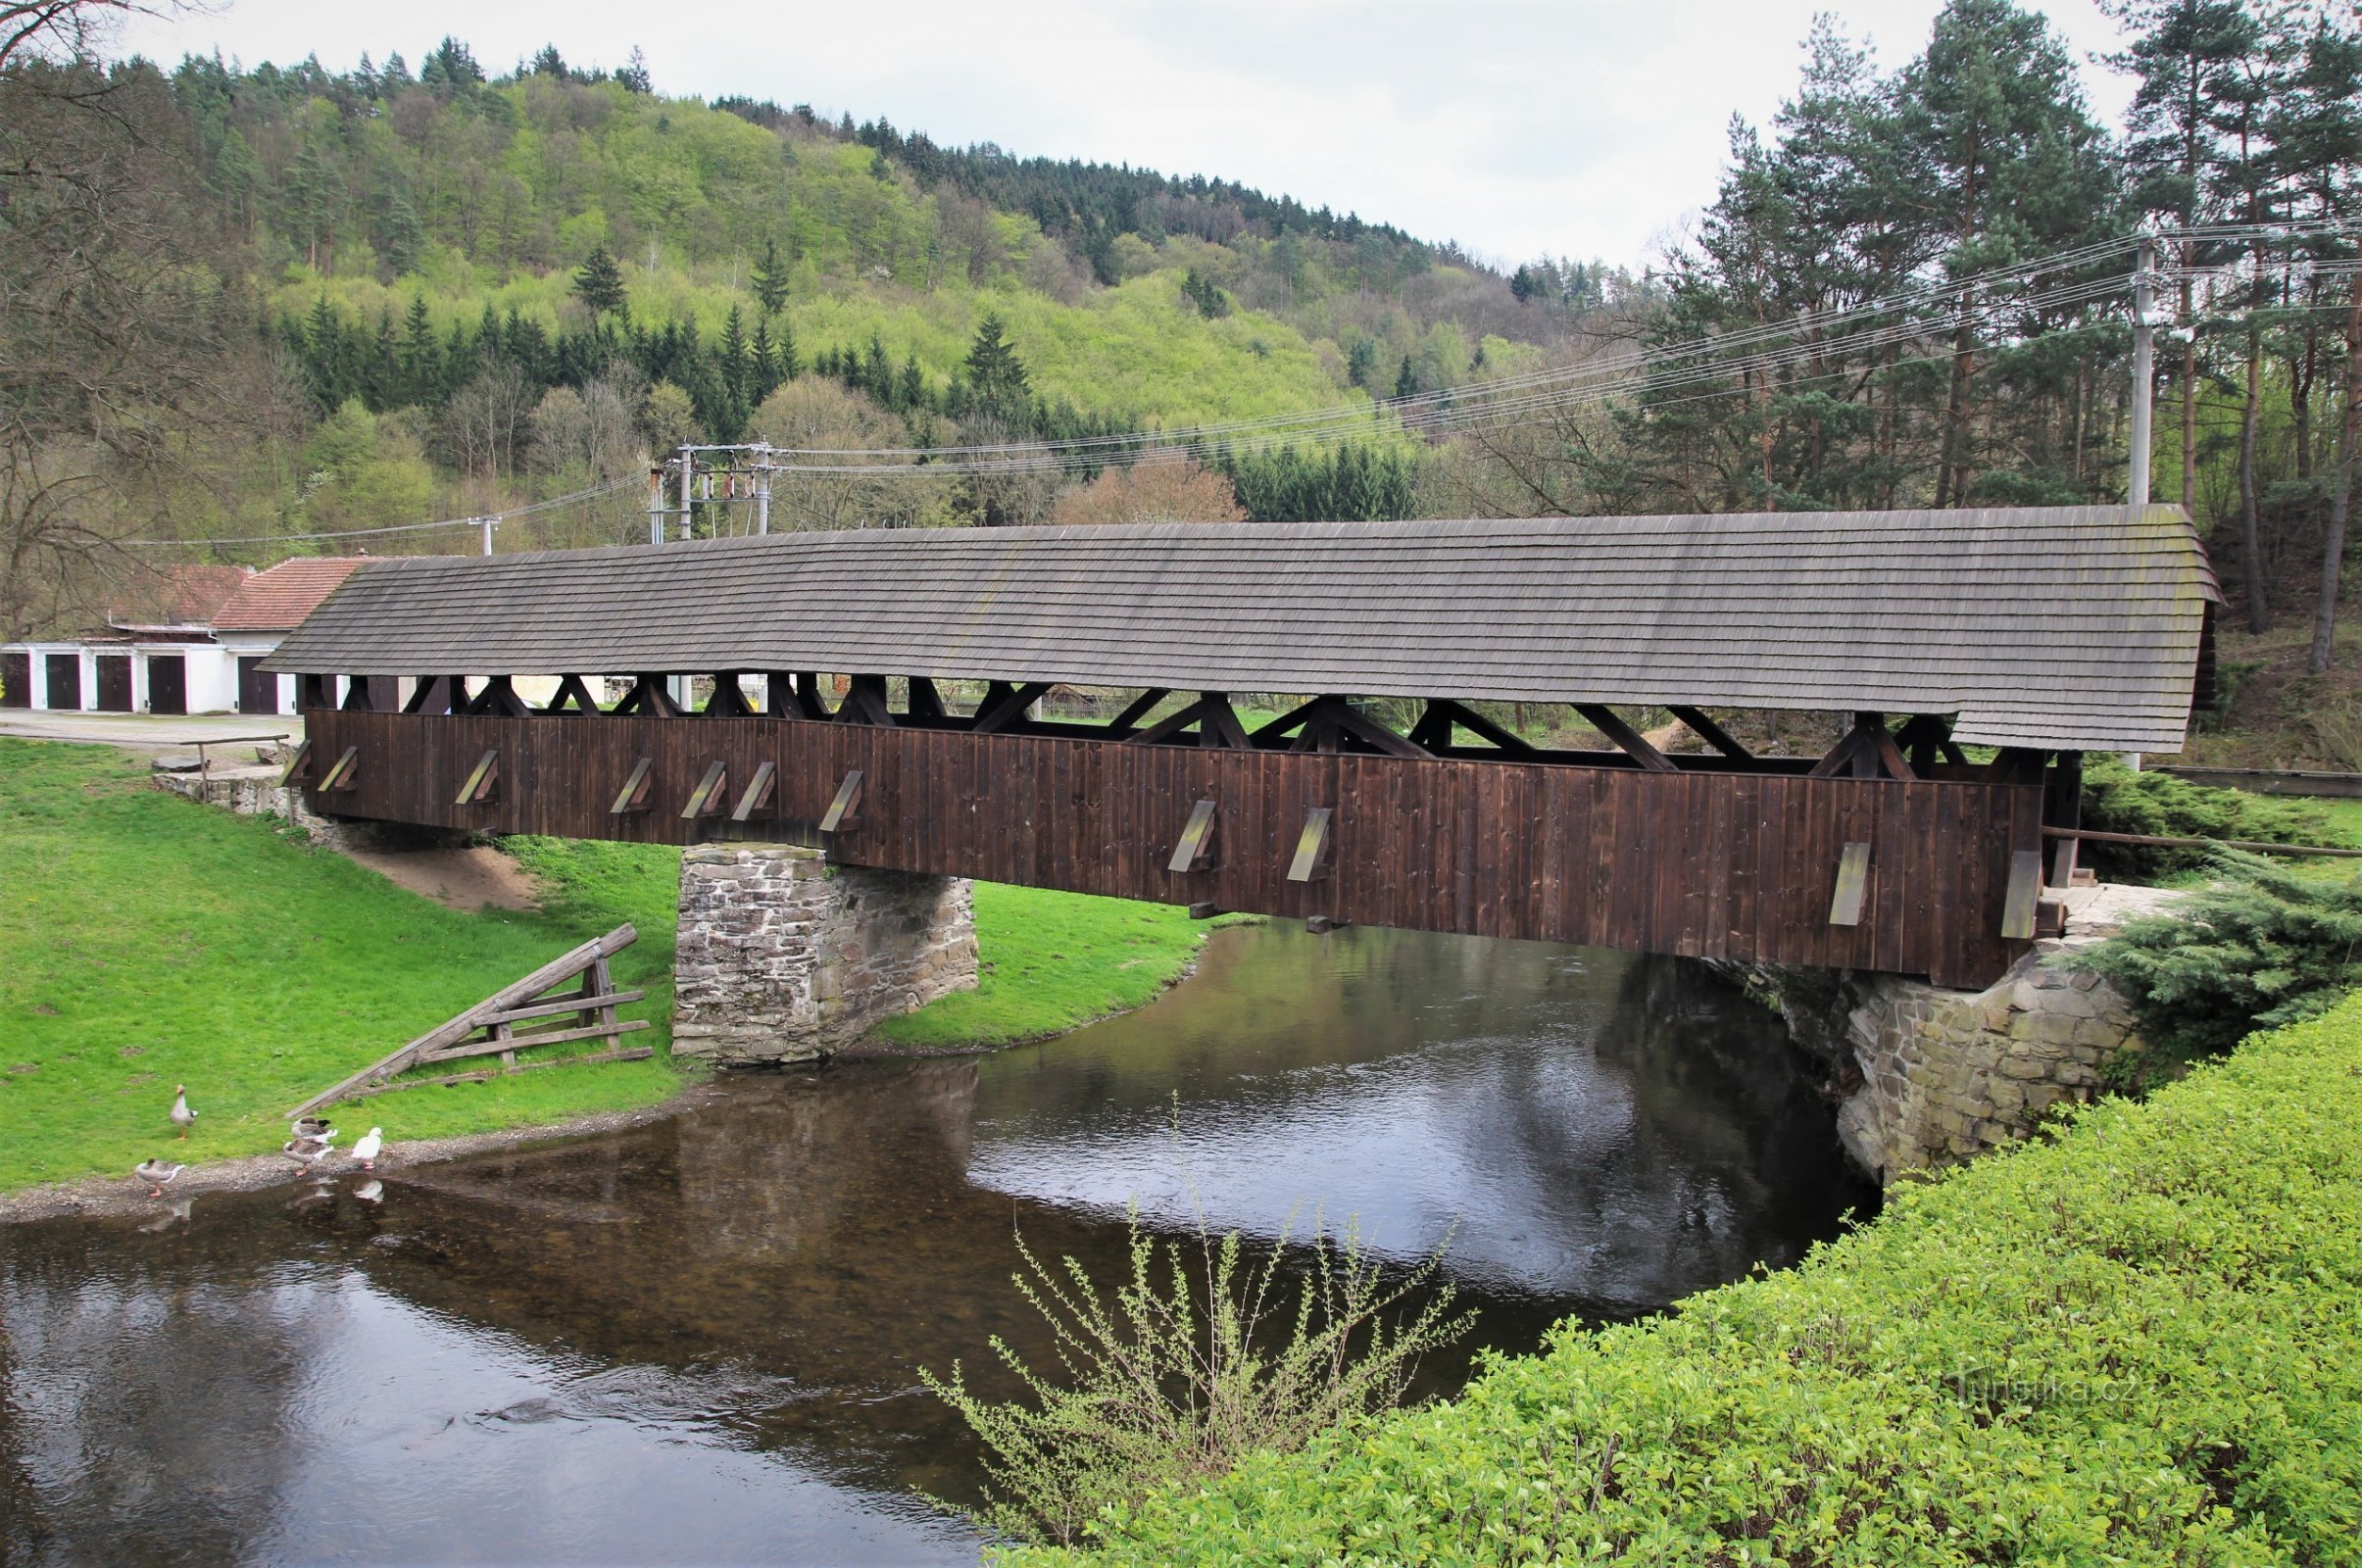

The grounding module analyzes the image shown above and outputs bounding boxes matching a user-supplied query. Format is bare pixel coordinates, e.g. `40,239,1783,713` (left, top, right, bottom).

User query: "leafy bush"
1004,997,2362,1566
923,1213,1471,1547
2078,758,2343,882
2062,849,2362,1073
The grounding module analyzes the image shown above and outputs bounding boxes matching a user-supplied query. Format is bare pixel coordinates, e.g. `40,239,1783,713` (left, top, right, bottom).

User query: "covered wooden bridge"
266,506,2217,991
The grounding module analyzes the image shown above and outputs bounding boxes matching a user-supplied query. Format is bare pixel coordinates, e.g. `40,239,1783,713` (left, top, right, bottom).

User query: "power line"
118,474,642,550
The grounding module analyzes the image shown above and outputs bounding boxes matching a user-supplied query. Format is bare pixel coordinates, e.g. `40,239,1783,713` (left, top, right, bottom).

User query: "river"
0,923,1875,1565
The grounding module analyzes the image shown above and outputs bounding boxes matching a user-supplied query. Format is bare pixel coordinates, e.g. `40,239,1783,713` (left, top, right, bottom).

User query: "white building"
2,559,368,716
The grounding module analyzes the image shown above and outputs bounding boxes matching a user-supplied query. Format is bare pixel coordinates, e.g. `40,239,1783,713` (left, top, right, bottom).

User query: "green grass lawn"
871,885,1252,1050
0,738,690,1192
0,737,1243,1193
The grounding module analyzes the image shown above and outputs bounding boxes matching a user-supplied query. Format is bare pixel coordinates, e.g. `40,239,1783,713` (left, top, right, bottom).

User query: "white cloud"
119,0,2137,268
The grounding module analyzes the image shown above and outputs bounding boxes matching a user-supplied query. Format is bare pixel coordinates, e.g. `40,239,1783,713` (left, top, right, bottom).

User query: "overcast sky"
120,0,2140,270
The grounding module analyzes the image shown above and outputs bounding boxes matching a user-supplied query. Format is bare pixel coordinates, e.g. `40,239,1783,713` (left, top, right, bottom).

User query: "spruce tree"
573,245,628,319
964,314,1030,419
753,236,790,316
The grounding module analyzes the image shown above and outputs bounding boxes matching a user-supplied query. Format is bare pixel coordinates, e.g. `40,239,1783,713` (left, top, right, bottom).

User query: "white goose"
169,1086,196,1140
352,1127,383,1171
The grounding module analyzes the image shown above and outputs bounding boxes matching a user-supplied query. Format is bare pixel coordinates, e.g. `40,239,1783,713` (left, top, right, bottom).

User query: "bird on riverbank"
291,1115,334,1142
169,1086,196,1139
133,1159,183,1198
282,1130,336,1171
352,1127,382,1171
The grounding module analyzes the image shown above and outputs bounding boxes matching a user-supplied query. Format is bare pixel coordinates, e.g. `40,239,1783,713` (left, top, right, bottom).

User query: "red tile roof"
109,564,252,629
211,557,369,631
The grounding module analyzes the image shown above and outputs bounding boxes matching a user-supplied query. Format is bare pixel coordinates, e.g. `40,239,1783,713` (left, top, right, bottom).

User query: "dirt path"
339,842,546,911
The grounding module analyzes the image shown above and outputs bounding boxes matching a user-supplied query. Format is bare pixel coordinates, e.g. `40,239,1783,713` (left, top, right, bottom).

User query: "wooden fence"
299,710,2042,988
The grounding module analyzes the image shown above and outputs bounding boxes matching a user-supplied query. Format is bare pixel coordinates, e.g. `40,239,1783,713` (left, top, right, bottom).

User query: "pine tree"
1392,355,1417,400
750,318,781,405
400,294,439,406
573,245,628,319
752,236,790,316
964,314,1030,419
719,305,751,406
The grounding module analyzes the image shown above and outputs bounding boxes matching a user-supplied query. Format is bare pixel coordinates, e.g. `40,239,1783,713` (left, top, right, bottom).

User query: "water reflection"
1,926,1874,1566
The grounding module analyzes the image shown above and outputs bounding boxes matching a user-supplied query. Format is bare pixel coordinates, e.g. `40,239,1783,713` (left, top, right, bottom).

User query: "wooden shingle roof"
266,506,2220,752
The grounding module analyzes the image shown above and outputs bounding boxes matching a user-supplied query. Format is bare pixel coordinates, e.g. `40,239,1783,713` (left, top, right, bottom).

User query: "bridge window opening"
543,675,601,715
610,675,682,718
701,674,758,718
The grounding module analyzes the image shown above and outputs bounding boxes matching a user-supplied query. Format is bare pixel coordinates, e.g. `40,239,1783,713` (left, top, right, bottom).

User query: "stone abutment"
670,844,978,1064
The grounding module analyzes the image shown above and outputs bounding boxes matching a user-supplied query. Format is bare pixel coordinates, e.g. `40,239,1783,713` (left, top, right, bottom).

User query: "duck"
281,1132,336,1170
133,1158,184,1198
291,1115,335,1143
352,1127,383,1171
170,1086,196,1139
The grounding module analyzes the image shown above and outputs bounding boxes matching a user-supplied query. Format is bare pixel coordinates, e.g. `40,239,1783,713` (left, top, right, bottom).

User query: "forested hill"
6,0,2358,699
150,40,1628,514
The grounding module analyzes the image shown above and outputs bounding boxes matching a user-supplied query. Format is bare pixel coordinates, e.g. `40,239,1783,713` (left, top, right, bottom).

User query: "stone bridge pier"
670,844,978,1064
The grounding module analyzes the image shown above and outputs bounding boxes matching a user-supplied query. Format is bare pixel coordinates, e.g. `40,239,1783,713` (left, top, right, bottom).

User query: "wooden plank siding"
302,710,2038,988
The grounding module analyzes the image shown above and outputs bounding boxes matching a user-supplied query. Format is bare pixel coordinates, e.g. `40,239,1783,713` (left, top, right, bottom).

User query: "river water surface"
2,923,1875,1565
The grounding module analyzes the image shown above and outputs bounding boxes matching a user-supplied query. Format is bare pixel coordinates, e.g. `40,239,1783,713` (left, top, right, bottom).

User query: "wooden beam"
278,739,314,789
317,745,361,792
1199,693,1253,750
973,681,1053,735
288,924,640,1115
1425,698,1536,755
730,760,777,823
680,759,729,818
907,676,946,719
543,674,600,715
1287,807,1335,882
611,674,681,717
1128,697,1202,746
1573,705,1675,772
1326,700,1433,760
418,1018,652,1065
1667,705,1751,760
819,769,864,833
477,989,648,1027
1168,799,1217,873
1827,841,1871,925
1251,696,1326,744
1864,721,1917,782
1999,850,2043,940
792,672,833,720
610,757,654,814
454,750,499,806
1107,687,1171,735
703,673,757,717
836,673,896,727
2041,825,2362,859
467,676,531,717
1808,726,1871,779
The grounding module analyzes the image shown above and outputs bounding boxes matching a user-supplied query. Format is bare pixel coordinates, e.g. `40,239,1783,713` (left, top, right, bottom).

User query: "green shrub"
2062,849,2362,1077
2079,759,2343,881
1005,996,2362,1566
924,1212,1471,1547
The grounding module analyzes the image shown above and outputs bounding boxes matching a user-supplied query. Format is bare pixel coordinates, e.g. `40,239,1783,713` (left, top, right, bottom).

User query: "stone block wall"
671,844,978,1064
1759,912,2158,1183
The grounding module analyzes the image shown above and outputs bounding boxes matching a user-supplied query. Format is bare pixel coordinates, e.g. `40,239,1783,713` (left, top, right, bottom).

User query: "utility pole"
676,446,694,542
648,465,665,547
2129,234,2157,514
478,516,495,557
755,444,772,536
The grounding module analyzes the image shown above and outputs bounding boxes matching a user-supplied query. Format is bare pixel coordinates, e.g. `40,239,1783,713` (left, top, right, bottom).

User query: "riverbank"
1025,992,2362,1564
0,737,1250,1201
